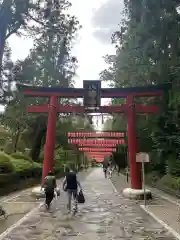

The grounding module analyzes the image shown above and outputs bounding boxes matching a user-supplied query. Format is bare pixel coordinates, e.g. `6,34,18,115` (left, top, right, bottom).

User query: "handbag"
77,190,85,204
63,184,67,192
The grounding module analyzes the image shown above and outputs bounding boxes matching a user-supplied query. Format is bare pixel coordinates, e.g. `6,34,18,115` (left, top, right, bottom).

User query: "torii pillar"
123,95,151,199
127,95,141,189
30,95,60,197
42,96,57,183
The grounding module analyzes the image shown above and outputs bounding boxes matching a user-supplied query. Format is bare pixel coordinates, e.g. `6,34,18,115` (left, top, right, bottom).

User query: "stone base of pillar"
31,186,60,198
122,188,152,200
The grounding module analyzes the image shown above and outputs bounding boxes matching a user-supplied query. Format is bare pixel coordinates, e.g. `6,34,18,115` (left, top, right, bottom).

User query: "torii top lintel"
17,83,171,98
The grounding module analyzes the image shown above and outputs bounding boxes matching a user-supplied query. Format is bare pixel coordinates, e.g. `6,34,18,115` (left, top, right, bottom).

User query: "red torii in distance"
87,152,113,156
68,132,124,162
93,158,104,163
68,137,120,163
77,143,119,147
68,139,125,145
68,131,125,138
88,155,110,160
79,147,116,152
18,83,169,189
87,153,112,163
68,130,124,149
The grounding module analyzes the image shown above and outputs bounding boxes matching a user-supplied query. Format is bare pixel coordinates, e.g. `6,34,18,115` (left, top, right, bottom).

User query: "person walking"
62,167,82,214
117,165,120,175
44,171,57,209
125,166,129,182
102,161,108,178
106,159,112,178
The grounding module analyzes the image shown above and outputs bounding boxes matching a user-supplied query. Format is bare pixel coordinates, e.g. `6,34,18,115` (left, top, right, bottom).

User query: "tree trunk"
0,0,13,78
13,128,21,153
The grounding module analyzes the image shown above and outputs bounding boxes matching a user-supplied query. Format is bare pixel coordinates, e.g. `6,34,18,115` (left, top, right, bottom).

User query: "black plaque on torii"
83,80,101,110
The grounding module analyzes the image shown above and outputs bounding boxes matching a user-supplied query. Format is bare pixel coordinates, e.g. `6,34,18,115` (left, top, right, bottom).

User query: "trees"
101,0,180,178
10,0,79,89
102,0,180,86
0,0,78,100
0,0,83,161
0,0,39,93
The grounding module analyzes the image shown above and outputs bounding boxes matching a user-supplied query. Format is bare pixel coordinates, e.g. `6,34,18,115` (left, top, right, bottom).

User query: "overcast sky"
7,0,124,128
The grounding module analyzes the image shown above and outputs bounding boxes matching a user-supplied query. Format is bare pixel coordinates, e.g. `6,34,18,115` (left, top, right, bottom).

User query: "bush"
39,152,44,163
166,156,180,177
11,152,32,162
33,162,42,168
145,171,161,185
0,173,15,184
0,151,14,173
157,174,180,190
54,158,63,169
11,158,33,173
4,142,13,154
31,162,42,177
10,159,42,178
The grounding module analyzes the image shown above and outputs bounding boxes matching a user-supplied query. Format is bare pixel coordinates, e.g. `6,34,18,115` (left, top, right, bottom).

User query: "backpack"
65,172,78,190
44,176,56,190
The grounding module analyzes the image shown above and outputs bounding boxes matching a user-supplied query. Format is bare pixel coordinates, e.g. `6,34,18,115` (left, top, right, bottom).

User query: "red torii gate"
68,139,125,145
18,82,169,190
78,143,118,147
86,152,113,157
88,154,111,162
79,147,116,152
68,134,123,162
68,133,123,164
86,152,112,163
68,131,125,138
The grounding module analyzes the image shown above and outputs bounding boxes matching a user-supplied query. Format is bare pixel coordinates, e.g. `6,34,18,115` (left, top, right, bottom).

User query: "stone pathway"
0,170,91,237
113,173,180,238
2,168,176,239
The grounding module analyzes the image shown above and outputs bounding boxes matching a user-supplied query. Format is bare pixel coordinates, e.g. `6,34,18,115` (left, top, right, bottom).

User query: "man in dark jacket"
44,171,57,209
62,167,82,214
103,161,108,178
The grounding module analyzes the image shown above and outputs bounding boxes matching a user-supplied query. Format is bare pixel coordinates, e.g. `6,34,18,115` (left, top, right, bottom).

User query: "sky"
7,0,124,128
8,0,124,87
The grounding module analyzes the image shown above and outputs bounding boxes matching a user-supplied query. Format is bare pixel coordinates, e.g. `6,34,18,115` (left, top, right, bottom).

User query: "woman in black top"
62,167,82,214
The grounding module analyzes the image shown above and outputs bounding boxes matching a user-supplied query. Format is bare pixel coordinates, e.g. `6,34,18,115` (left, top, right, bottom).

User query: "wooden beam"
18,83,170,98
28,104,159,114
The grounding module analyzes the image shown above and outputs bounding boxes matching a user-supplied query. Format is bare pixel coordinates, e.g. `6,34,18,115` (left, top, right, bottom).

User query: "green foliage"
101,0,180,179
0,0,86,160
157,175,180,191
54,147,82,170
11,159,33,173
0,0,91,193
0,150,42,175
0,152,14,173
0,0,54,99
103,116,126,131
32,162,42,168
166,156,180,177
11,152,32,162
146,171,161,185
39,151,44,163
4,142,13,154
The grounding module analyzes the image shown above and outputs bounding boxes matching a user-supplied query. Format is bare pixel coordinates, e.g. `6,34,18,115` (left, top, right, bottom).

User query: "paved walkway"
112,173,180,238
0,170,92,236
2,168,176,239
